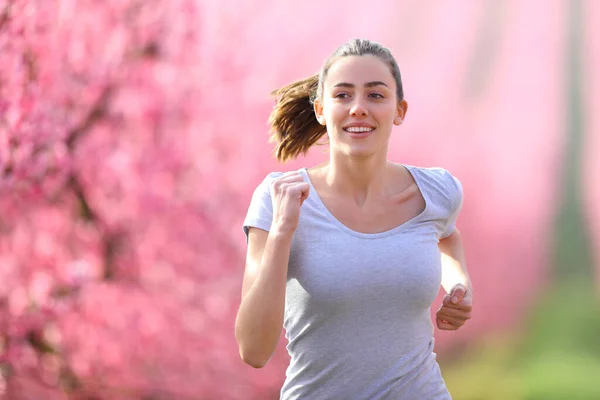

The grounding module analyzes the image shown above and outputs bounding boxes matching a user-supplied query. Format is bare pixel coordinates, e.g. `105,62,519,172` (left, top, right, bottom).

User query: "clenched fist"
435,284,473,331
270,171,310,234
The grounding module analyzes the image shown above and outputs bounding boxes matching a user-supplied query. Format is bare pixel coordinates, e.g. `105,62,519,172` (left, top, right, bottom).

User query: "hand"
435,283,473,331
270,171,310,234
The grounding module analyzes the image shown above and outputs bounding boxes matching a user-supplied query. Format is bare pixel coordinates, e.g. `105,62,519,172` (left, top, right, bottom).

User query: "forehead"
324,55,394,87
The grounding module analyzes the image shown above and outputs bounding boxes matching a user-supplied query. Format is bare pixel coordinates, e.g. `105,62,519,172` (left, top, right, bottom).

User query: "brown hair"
268,38,404,162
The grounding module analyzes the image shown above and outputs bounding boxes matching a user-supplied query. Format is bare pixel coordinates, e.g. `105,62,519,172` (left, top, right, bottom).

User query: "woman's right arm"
234,227,294,368
234,172,309,368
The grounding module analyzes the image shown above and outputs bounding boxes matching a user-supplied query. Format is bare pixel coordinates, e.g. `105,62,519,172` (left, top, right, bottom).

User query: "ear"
394,99,408,126
314,98,326,126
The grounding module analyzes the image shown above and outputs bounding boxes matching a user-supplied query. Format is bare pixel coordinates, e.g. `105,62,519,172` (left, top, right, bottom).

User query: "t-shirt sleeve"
242,172,282,242
440,173,463,239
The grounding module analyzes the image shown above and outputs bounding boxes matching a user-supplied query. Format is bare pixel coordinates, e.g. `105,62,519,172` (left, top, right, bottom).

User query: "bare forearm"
235,231,292,367
438,229,473,293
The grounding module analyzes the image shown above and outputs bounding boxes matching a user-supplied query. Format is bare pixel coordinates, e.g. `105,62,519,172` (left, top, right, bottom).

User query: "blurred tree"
443,2,600,398
0,1,282,398
551,0,594,283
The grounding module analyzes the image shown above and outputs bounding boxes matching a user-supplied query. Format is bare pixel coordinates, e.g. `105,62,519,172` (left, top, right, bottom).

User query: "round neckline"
299,164,429,238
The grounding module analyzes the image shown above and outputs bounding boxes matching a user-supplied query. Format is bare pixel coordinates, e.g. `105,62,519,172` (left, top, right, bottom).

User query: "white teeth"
345,127,374,133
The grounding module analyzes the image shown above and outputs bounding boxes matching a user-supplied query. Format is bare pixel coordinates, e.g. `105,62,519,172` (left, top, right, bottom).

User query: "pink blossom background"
0,0,598,398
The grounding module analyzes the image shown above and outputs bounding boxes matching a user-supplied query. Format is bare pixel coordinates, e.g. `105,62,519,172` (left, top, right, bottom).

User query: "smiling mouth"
344,127,375,133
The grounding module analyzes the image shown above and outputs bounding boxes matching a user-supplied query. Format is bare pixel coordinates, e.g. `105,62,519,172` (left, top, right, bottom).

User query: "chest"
287,228,442,314
317,186,425,234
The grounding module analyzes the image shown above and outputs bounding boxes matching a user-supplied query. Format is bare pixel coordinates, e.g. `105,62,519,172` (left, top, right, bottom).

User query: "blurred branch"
0,1,12,32
102,230,129,281
23,48,38,82
26,330,56,355
65,86,112,151
68,174,129,281
58,364,83,394
68,175,96,222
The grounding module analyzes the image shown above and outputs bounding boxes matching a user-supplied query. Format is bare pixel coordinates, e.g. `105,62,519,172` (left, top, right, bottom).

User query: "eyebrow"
332,81,389,88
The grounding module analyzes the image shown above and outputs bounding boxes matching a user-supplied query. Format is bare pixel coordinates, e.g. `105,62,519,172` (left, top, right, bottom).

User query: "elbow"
235,331,271,369
239,348,269,369
234,318,277,369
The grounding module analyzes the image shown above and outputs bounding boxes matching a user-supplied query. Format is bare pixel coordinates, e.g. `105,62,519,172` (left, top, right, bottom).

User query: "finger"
442,296,473,311
288,181,310,194
447,287,472,308
276,172,305,183
450,284,468,305
436,317,457,331
436,315,465,329
459,289,473,308
296,182,311,202
271,174,303,195
442,294,453,307
279,181,308,193
283,182,310,203
437,306,472,321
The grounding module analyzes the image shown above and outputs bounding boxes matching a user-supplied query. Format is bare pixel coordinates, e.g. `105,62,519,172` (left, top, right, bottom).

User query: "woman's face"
314,55,407,160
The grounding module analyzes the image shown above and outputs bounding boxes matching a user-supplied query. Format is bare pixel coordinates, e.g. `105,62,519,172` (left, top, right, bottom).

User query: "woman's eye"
334,93,349,99
369,93,384,99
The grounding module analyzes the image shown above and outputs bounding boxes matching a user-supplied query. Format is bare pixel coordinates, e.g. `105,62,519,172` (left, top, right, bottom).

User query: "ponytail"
268,74,326,162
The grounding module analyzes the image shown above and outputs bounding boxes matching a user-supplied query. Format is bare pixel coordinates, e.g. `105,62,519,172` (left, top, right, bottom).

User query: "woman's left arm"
436,228,473,330
438,228,472,294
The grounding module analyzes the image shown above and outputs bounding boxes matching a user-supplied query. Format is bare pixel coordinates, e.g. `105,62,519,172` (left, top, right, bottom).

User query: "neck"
324,150,393,206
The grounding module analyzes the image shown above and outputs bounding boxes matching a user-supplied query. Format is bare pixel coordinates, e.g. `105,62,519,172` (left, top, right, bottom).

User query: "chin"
343,146,378,159
346,141,394,160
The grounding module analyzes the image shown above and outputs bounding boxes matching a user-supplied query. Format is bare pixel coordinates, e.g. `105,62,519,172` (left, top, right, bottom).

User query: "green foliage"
442,282,600,400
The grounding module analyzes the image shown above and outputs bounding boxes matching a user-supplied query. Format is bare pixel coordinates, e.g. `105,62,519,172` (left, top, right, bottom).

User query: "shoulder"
248,172,283,200
405,165,462,204
406,165,460,188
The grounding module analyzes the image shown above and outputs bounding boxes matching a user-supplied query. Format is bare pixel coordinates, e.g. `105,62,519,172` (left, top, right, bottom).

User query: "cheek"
323,108,344,128
375,105,397,121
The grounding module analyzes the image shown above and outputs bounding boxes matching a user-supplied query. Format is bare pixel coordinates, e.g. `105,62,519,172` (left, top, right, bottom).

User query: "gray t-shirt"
243,165,462,400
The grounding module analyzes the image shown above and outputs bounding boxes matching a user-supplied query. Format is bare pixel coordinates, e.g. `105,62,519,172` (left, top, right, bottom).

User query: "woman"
235,38,473,400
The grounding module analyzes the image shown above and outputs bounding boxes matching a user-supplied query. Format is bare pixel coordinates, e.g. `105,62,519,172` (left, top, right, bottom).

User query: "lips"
343,124,375,138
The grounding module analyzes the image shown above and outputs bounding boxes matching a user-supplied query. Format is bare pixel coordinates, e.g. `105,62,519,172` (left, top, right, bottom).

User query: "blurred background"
0,0,599,399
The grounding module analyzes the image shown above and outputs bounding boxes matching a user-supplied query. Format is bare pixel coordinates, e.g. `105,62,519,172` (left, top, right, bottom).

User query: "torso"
278,164,456,399
306,162,426,234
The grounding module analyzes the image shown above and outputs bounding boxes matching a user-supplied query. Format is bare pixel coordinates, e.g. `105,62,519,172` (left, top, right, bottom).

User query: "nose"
349,98,368,117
